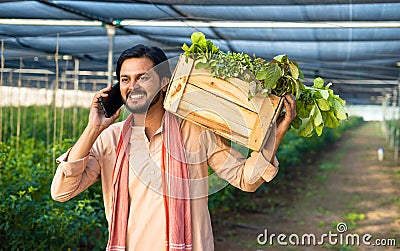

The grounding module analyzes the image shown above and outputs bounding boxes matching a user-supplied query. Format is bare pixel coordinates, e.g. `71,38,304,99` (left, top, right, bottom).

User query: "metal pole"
390,90,397,148
395,67,400,161
73,58,79,139
16,58,22,155
0,40,4,143
106,25,115,87
384,93,391,143
395,101,399,161
382,96,387,135
53,35,59,174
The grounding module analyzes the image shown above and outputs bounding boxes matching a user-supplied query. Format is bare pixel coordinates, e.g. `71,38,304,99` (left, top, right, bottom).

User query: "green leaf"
337,108,348,121
256,69,266,80
296,100,313,119
294,79,301,99
316,98,331,111
321,111,340,128
299,69,304,79
313,105,323,126
299,118,314,137
331,98,348,120
313,77,324,89
196,56,207,63
291,116,302,129
263,63,282,90
182,43,190,53
273,54,288,63
191,32,207,48
335,95,346,106
194,61,210,69
319,90,330,99
315,124,324,136
289,62,299,79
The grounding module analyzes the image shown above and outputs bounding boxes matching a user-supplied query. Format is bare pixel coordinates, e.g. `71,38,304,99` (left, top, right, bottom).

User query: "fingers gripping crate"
164,55,284,152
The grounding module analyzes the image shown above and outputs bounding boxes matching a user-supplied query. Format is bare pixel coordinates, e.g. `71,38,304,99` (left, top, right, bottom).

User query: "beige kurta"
51,118,279,251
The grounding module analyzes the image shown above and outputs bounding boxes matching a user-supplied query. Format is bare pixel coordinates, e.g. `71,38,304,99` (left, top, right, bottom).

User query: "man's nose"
128,79,137,90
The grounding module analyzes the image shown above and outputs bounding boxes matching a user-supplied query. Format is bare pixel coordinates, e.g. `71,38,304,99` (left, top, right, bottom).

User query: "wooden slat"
248,95,280,151
182,83,258,128
176,101,249,146
259,96,285,151
187,71,254,111
189,64,269,113
164,54,193,112
178,84,257,144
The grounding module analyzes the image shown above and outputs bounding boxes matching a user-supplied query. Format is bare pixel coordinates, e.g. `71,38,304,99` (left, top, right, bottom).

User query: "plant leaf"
319,90,329,99
289,62,299,79
313,77,324,89
291,116,302,129
313,105,323,126
194,62,210,69
299,69,304,79
316,98,330,111
263,63,282,90
273,54,288,63
299,118,314,137
332,98,348,120
296,100,313,119
182,43,190,53
191,32,207,48
321,111,340,128
315,124,324,136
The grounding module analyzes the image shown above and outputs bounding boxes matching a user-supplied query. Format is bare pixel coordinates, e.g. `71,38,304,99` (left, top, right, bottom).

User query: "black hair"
115,44,171,81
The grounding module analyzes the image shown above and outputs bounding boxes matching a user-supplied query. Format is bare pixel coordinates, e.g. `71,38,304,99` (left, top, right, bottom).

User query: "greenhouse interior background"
0,1,399,250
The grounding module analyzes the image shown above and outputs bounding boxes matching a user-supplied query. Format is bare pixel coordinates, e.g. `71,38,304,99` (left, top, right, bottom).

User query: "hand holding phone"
98,82,123,118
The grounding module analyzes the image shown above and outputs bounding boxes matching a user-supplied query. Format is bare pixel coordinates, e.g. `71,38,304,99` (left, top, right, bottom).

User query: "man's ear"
161,77,170,92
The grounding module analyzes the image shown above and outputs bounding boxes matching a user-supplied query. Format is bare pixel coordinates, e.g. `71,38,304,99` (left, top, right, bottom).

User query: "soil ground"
212,121,400,251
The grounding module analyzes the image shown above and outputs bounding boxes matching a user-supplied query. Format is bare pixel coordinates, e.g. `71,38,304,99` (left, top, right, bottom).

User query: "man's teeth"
130,93,145,99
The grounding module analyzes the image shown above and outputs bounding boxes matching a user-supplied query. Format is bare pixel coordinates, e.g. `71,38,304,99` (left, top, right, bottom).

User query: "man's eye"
139,75,150,82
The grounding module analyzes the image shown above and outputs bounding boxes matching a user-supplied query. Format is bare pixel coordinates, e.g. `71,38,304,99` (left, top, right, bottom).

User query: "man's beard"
124,89,162,114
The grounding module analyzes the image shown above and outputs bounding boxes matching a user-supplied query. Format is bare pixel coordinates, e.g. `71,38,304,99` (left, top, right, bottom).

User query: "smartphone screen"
98,82,123,118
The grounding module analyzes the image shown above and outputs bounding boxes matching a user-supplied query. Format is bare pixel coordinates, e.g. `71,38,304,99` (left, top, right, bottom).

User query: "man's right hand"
65,86,122,162
88,85,121,133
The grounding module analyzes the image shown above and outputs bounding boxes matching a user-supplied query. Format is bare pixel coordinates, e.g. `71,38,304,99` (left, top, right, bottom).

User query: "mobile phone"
98,82,123,118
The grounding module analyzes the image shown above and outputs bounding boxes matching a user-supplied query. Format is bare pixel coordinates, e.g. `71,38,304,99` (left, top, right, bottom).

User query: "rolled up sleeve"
51,148,101,202
205,131,279,192
55,149,90,177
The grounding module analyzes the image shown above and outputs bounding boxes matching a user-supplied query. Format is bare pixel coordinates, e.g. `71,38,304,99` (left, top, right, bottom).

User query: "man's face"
119,57,164,114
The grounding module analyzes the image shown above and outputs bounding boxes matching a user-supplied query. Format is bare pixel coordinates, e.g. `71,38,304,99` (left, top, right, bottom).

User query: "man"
51,44,296,251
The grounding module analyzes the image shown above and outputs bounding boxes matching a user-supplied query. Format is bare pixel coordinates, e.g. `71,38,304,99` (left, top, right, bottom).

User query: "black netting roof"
1,0,399,105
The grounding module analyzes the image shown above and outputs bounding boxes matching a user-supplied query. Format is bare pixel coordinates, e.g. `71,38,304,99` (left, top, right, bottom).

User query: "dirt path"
213,121,400,251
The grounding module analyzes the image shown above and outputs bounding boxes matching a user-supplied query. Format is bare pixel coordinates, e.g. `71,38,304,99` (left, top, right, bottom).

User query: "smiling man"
51,44,296,251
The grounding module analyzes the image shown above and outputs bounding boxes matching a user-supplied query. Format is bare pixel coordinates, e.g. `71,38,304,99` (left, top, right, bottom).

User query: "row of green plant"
1,106,107,250
0,138,107,251
1,105,89,146
0,104,363,250
1,105,126,148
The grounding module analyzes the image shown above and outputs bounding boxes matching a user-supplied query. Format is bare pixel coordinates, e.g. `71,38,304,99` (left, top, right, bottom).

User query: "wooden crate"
164,55,284,152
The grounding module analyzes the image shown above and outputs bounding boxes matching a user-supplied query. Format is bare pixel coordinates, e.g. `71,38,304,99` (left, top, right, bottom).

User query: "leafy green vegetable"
181,32,348,137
